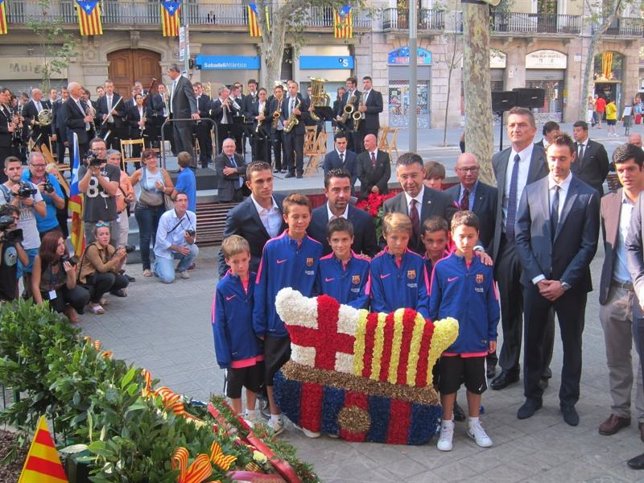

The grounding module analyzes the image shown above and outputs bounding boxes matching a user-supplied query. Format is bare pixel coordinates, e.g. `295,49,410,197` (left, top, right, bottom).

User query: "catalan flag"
161,0,181,37
247,2,260,37
0,0,7,36
18,416,68,483
334,5,353,39
76,0,102,36
69,133,85,257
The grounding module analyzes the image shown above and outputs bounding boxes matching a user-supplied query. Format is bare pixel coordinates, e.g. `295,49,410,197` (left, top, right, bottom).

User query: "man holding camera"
21,152,65,237
78,138,120,247
153,192,198,283
0,156,46,297
0,204,28,301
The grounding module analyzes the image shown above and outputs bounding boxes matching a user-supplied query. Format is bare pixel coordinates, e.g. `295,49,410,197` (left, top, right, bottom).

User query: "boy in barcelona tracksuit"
369,212,430,318
317,217,370,309
213,235,263,422
253,193,323,435
429,211,500,452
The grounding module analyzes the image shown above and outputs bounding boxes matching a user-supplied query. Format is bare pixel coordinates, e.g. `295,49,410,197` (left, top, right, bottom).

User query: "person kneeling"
78,223,129,314
153,193,198,283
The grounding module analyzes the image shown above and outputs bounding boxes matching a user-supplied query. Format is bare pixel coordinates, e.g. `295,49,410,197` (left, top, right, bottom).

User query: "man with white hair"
21,88,52,147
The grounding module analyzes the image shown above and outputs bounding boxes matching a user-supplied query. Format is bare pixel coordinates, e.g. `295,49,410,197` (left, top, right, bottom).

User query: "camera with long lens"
84,150,103,167
17,182,37,198
0,215,22,243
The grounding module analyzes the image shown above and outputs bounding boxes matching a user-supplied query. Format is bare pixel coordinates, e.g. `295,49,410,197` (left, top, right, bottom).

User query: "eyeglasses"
30,164,46,168
457,167,479,173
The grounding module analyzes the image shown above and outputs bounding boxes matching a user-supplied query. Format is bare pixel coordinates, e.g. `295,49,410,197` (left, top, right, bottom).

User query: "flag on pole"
75,0,103,36
334,5,353,39
247,3,260,37
18,415,68,483
0,0,8,36
161,1,181,37
69,134,85,257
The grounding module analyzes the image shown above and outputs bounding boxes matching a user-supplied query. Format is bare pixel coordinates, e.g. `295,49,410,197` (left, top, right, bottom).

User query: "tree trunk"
442,35,459,147
462,3,495,185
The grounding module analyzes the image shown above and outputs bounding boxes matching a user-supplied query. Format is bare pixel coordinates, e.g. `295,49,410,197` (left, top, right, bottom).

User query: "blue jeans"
134,204,164,270
153,244,199,283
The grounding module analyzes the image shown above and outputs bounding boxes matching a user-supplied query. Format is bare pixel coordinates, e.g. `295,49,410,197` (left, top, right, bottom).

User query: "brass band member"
210,86,235,155
229,83,245,155
21,88,52,148
281,80,310,179
96,80,126,150
193,82,213,169
251,87,271,164
147,83,169,150
269,84,285,173
0,87,18,182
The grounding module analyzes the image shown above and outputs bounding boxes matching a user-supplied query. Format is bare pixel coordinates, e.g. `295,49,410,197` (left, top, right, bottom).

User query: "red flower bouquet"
355,192,396,241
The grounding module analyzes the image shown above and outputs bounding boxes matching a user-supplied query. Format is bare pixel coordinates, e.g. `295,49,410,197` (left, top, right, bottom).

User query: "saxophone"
339,91,357,124
283,98,301,133
255,102,266,134
352,99,364,131
271,96,282,129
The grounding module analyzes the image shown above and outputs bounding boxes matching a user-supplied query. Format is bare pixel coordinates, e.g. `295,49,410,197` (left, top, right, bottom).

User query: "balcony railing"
597,17,644,36
490,13,581,35
382,8,445,31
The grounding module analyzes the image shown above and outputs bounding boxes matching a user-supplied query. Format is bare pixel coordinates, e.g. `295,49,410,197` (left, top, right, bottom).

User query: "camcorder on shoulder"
0,215,23,244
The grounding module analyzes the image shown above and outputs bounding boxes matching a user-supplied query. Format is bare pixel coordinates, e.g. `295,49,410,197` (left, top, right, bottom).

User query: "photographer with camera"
78,138,120,247
21,152,65,237
153,192,197,284
31,230,89,323
0,156,46,297
0,205,28,302
78,223,129,314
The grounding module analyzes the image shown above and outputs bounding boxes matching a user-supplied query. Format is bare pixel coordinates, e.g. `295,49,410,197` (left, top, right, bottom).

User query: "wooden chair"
304,129,327,176
378,126,390,151
120,138,145,172
379,126,399,161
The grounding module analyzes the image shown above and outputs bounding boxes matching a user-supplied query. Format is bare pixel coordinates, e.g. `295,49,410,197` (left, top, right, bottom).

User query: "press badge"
48,290,57,300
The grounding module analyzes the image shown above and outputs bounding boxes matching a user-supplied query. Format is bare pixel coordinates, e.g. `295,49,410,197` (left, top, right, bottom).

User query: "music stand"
313,106,335,122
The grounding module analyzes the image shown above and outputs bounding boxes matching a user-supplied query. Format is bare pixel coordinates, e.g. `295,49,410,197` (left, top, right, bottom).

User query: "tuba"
36,109,53,126
308,77,330,122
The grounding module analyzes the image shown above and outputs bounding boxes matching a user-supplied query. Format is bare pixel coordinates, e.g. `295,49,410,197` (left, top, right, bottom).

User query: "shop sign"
2,57,67,80
195,55,260,70
526,50,567,69
299,56,354,70
387,47,432,66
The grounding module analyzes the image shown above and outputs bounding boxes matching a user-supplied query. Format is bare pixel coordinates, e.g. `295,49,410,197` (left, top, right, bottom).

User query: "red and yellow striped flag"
247,3,260,37
76,0,102,36
334,6,353,39
18,416,68,483
0,0,8,36
161,1,181,37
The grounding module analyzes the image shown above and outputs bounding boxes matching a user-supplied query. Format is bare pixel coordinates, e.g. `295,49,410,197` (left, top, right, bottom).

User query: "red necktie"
410,199,420,240
371,152,376,168
460,189,469,211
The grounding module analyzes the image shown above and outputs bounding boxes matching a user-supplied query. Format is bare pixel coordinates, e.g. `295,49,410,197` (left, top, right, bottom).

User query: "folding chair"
120,138,146,172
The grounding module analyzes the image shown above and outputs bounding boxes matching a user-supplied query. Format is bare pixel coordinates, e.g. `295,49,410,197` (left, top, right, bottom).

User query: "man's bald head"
629,133,642,148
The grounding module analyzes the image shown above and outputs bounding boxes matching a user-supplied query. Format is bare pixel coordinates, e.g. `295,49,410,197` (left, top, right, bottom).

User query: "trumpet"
283,98,301,133
139,115,146,137
255,103,266,134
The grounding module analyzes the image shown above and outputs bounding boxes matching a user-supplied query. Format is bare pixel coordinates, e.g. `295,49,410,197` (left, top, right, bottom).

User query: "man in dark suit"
0,88,17,181
193,82,213,168
64,82,95,161
490,107,554,392
248,87,271,164
242,79,259,159
21,88,51,147
383,151,457,254
356,133,390,200
214,138,246,203
534,121,560,150
268,84,285,173
355,76,382,153
217,161,285,277
572,120,610,196
228,83,246,155
323,132,358,190
95,80,126,150
146,83,169,150
515,133,600,426
307,169,379,258
281,80,310,179
598,144,644,438
210,86,236,156
339,77,361,152
52,87,68,164
167,64,199,163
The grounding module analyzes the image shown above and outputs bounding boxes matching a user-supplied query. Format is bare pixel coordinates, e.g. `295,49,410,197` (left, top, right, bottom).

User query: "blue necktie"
505,154,521,240
230,157,242,188
550,185,560,241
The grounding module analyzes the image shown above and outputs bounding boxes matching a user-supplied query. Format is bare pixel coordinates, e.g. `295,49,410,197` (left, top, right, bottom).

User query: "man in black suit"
95,80,126,150
323,132,358,190
515,133,600,426
21,88,51,147
534,121,560,150
248,88,271,164
383,151,457,254
229,83,245,154
268,84,285,173
214,138,246,203
52,87,68,164
355,76,382,153
307,169,379,258
167,64,199,163
339,77,361,152
146,83,169,150
0,88,17,181
193,82,213,168
64,82,95,161
242,79,259,159
210,86,235,156
281,80,310,179
572,120,610,196
490,106,554,392
217,161,285,277
356,133,390,200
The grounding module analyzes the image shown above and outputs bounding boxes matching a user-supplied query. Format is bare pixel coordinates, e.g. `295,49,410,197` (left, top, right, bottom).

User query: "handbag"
164,194,174,210
138,167,163,207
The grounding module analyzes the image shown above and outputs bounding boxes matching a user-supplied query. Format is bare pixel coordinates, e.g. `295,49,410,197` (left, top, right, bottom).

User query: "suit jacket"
307,203,379,258
338,89,361,130
383,187,459,254
359,89,383,132
64,97,91,145
147,93,167,121
323,150,358,187
356,149,390,199
445,181,498,252
170,76,197,119
210,98,239,126
248,99,270,132
21,100,50,141
491,144,548,261
214,152,246,202
52,99,68,140
515,175,599,292
217,194,286,277
572,139,609,196
0,106,11,148
242,93,259,121
195,94,211,118
125,104,146,135
96,93,126,128
280,94,310,135
599,189,627,304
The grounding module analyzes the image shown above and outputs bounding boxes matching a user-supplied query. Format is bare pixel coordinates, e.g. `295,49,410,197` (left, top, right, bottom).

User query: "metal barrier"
160,117,218,170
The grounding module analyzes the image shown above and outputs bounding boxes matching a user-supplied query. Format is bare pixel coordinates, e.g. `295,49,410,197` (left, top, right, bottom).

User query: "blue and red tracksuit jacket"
253,230,323,338
428,253,500,355
212,271,263,369
316,251,370,309
369,248,430,318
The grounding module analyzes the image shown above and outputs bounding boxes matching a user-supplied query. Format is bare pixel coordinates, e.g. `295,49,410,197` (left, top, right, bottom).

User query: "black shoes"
517,398,542,419
486,364,496,379
628,453,644,470
491,371,519,390
284,173,295,178
561,404,579,426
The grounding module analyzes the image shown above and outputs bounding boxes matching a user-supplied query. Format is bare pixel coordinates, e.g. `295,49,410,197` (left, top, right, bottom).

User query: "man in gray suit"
167,65,199,164
490,107,554,392
515,133,600,426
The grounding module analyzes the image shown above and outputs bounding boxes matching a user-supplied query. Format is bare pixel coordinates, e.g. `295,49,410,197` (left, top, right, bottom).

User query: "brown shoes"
598,414,631,435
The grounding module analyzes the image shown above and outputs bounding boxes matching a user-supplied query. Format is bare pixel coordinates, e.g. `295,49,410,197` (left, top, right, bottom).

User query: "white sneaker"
178,271,190,279
268,417,285,436
293,424,321,438
467,419,493,448
437,420,454,451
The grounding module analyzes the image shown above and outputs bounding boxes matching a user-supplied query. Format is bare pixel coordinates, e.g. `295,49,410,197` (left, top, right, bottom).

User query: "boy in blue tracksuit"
317,218,370,309
213,235,263,421
253,193,323,435
429,211,499,452
369,212,430,318
421,216,451,276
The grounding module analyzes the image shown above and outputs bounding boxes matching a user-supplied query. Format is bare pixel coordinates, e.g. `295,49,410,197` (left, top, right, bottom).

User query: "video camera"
84,150,103,168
